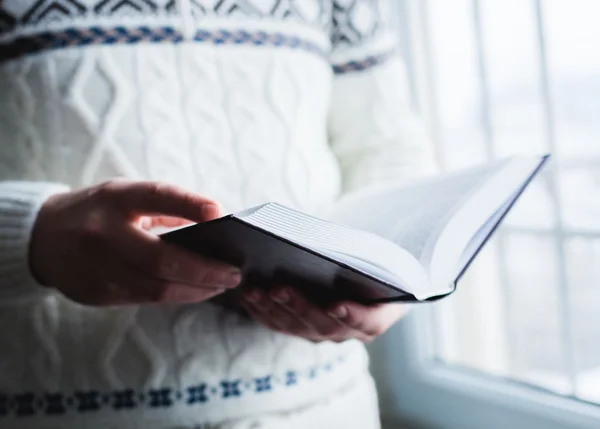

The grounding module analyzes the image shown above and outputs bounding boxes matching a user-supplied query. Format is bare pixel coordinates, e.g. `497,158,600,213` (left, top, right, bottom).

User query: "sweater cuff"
0,181,70,303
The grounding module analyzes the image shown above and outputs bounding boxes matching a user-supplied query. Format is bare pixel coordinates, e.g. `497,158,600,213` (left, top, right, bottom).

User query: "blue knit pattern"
193,29,324,56
0,26,391,74
332,51,394,74
0,358,342,418
0,26,324,63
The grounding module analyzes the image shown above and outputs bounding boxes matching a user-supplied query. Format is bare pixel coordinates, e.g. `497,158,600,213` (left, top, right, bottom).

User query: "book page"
237,156,543,300
427,156,545,292
455,192,515,278
328,161,508,266
239,203,428,294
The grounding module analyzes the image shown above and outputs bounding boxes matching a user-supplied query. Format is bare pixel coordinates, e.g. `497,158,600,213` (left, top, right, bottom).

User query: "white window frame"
372,1,600,428
374,310,600,429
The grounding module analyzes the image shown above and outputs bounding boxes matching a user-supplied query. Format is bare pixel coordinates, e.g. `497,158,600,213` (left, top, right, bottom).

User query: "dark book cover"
160,155,549,309
160,215,413,308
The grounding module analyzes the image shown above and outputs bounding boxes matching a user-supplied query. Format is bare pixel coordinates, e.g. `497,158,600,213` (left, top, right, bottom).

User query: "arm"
0,181,69,303
329,0,436,194
0,180,243,306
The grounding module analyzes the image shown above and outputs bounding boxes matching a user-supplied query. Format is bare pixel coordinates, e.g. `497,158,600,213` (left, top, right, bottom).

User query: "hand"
30,180,242,306
241,286,406,343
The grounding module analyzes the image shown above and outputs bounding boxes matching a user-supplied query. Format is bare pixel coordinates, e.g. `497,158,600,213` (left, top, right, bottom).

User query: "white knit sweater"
0,1,432,428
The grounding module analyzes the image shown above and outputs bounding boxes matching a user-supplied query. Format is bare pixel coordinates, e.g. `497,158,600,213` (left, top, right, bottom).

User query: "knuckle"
93,180,123,202
144,182,171,202
78,217,108,246
89,180,134,214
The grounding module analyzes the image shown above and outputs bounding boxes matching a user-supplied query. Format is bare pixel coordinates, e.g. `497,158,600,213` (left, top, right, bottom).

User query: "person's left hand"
241,286,407,343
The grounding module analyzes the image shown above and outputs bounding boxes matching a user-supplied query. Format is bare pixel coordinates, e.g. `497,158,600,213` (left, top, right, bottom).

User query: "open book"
161,155,549,305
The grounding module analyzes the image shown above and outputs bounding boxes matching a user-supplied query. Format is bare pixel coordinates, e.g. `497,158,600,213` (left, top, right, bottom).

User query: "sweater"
0,0,432,427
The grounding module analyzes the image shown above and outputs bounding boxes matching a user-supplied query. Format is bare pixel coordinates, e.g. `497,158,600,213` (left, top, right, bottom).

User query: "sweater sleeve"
0,181,70,304
328,0,436,194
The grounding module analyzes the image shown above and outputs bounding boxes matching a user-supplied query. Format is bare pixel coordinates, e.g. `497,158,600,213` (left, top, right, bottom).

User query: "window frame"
375,310,600,429
374,1,600,428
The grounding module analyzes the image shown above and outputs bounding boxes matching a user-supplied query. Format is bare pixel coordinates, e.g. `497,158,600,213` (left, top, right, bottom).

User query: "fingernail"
217,268,242,287
202,203,223,219
271,290,289,305
208,288,226,298
329,305,348,319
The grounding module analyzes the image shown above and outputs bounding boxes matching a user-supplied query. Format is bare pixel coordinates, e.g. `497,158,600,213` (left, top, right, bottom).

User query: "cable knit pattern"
0,182,69,302
0,1,432,428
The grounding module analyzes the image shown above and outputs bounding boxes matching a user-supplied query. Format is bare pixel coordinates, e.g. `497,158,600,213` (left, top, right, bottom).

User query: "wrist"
0,182,70,302
29,191,69,288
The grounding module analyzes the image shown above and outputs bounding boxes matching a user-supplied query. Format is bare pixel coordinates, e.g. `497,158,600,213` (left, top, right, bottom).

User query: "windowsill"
382,417,436,429
520,367,600,404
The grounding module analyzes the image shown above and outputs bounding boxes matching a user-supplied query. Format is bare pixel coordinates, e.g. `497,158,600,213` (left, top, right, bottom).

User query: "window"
372,1,600,428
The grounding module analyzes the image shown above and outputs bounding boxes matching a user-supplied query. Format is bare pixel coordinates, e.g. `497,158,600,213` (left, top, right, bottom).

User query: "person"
0,1,434,428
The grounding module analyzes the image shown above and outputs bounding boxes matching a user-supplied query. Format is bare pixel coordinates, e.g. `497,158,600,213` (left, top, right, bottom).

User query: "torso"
0,1,375,427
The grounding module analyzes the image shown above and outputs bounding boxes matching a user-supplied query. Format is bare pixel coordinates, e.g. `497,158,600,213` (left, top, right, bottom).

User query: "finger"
100,259,228,306
268,287,347,338
132,278,227,305
265,288,371,342
242,289,296,330
241,296,323,342
117,259,229,305
241,299,288,332
328,302,405,338
101,181,224,223
116,226,242,289
254,290,318,334
241,288,276,313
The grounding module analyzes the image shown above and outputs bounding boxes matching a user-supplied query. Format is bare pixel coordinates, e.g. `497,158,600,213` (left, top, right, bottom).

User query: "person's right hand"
29,180,242,306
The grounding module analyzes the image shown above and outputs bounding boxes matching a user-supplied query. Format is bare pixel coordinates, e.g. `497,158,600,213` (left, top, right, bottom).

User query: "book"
161,155,549,306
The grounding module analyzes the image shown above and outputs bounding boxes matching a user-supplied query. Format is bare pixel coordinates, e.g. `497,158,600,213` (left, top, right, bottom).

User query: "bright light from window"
421,0,600,404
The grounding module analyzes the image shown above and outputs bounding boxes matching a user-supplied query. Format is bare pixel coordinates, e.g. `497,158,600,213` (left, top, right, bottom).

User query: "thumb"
139,216,192,230
139,205,224,230
200,201,224,220
108,181,222,223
